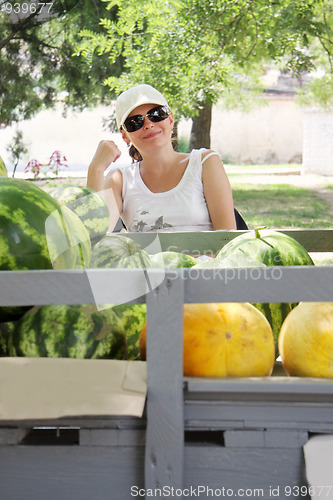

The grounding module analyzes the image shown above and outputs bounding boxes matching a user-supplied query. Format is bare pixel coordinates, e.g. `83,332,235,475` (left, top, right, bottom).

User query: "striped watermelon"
6,303,146,360
89,236,149,337
0,178,91,321
8,304,126,359
0,156,7,177
49,185,110,245
216,228,314,357
0,320,16,356
109,303,147,360
150,251,198,269
216,227,314,266
90,234,152,269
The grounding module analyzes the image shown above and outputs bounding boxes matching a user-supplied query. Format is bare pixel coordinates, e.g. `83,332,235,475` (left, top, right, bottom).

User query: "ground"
33,169,333,212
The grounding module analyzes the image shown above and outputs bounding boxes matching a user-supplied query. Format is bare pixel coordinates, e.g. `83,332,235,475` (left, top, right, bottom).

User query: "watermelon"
49,185,110,245
150,251,198,269
109,304,147,360
216,227,314,266
0,156,7,177
215,227,315,357
0,320,17,356
8,304,126,359
7,303,146,360
0,178,91,321
90,234,152,269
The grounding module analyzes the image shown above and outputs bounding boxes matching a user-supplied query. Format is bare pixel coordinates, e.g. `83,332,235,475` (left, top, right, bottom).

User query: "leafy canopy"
0,0,122,125
77,0,333,119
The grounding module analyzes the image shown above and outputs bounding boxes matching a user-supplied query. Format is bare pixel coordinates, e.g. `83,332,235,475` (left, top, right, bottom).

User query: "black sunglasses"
123,105,170,133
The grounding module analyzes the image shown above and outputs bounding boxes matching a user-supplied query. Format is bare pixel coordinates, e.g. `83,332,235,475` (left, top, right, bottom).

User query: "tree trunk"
172,121,179,151
189,102,212,151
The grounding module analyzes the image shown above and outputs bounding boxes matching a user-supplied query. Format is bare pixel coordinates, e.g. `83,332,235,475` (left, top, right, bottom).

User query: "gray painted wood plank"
0,428,30,445
183,446,309,500
0,268,147,306
224,429,308,448
126,229,333,253
145,274,185,496
184,400,333,431
183,266,333,303
0,416,145,430
185,376,333,397
1,265,333,306
79,428,145,447
0,445,144,500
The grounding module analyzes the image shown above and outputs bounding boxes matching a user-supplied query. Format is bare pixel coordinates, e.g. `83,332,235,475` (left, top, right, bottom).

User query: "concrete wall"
302,110,333,176
178,94,303,165
2,94,328,173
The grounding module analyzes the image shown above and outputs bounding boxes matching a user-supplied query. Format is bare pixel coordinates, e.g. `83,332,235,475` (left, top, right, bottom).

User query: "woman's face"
121,103,174,149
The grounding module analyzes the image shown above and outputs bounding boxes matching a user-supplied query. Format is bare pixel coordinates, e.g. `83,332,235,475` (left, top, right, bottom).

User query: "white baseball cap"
115,84,169,129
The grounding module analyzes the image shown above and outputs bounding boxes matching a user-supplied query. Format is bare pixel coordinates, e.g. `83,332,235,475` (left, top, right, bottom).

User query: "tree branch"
0,8,43,51
235,3,258,65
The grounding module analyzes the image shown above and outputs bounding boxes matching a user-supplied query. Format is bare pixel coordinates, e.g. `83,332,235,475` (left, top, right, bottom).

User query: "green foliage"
5,129,29,177
2,0,333,130
75,0,333,121
295,1,333,109
0,0,122,125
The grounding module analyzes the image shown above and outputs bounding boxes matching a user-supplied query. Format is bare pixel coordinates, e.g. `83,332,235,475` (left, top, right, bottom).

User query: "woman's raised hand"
89,140,122,172
87,140,122,192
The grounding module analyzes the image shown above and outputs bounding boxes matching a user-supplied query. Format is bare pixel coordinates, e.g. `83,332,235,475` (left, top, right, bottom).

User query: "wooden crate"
0,229,333,500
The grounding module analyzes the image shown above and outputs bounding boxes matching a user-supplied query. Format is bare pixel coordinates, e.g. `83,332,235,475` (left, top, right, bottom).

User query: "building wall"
178,94,303,164
2,94,306,172
302,110,333,176
211,95,303,164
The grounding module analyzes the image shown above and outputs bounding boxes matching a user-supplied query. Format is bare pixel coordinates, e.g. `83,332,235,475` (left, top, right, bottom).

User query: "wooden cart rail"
0,229,333,499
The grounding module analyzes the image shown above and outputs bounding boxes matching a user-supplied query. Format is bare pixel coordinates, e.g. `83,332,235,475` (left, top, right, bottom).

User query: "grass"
35,169,333,230
230,182,332,229
225,163,301,172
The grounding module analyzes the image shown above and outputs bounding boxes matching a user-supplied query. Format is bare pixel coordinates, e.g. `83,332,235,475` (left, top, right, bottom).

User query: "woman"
87,84,236,232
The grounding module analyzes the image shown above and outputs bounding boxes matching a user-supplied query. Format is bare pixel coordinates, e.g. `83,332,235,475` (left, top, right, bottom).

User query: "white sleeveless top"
119,148,218,232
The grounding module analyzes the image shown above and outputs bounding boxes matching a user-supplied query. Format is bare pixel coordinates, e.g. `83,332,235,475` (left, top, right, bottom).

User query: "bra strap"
201,151,220,164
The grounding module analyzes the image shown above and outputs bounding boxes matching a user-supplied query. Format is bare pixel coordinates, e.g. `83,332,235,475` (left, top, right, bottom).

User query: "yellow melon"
139,302,275,377
279,302,333,378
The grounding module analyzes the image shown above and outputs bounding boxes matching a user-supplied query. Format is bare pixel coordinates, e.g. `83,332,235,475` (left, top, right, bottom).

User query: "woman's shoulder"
109,161,138,179
189,148,220,164
104,166,125,189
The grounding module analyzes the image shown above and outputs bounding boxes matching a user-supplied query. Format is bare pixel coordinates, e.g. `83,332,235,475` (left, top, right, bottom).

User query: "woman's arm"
87,140,123,231
87,140,121,191
202,151,237,230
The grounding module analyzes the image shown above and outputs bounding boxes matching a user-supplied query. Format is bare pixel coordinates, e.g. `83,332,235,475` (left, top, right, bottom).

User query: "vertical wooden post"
145,273,184,498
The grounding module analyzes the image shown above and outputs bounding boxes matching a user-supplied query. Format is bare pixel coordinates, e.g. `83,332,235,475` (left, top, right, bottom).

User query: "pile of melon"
0,178,146,360
1,176,332,377
139,229,333,379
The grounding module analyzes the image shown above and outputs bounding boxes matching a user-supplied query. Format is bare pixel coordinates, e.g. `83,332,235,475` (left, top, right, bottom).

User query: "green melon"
7,303,146,360
0,320,17,356
88,235,149,355
90,234,152,269
0,177,91,321
49,185,110,245
215,227,315,357
150,251,198,269
9,304,126,359
216,227,314,266
110,303,147,360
